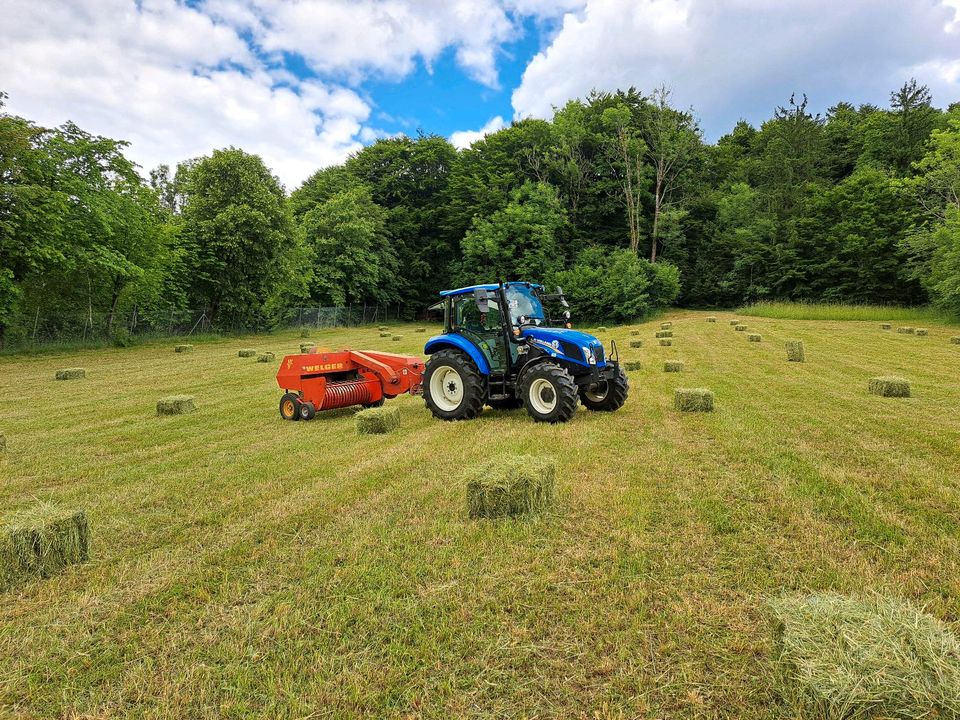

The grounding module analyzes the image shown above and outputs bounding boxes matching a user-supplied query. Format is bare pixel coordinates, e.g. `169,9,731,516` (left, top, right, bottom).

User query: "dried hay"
869,376,911,398
768,593,960,719
466,455,555,519
55,368,85,380
674,388,714,412
1,502,90,591
355,405,401,435
157,395,196,415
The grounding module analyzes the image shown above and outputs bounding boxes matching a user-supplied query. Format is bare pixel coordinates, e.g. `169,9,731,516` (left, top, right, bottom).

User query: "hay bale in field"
466,455,555,519
415,327,426,333
768,593,960,718
379,331,391,337
624,361,642,371
880,323,892,330
55,368,85,380
674,388,714,412
392,334,402,341
785,341,805,362
735,324,748,332
664,361,684,372
729,320,740,326
174,344,193,353
378,325,388,331
257,352,275,363
299,343,315,353
952,336,960,345
629,340,643,348
631,329,640,336
748,333,762,343
659,339,672,347
1,503,90,591
300,329,310,338
355,405,400,435
916,328,929,336
238,348,257,358
869,376,911,398
0,432,5,453
656,330,673,338
896,326,915,334
597,326,607,332
706,316,717,323
660,322,672,330
157,395,196,415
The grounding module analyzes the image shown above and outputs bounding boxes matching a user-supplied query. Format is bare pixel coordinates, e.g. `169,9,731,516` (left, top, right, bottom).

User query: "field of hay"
1,311,959,718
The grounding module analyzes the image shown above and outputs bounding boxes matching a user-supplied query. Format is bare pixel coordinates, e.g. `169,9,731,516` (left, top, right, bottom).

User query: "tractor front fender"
424,335,491,375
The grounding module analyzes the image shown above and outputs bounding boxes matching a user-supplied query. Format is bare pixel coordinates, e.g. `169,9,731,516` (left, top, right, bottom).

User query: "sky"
1,0,959,190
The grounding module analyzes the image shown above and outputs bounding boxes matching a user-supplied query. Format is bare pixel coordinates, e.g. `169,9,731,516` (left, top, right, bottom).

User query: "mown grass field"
2,312,959,718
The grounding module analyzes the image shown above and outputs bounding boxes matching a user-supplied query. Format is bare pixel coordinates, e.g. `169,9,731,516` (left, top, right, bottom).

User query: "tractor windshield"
504,285,546,326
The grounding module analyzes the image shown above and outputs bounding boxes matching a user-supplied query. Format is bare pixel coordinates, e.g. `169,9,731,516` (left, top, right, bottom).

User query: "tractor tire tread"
424,348,485,421
579,366,629,412
520,363,579,423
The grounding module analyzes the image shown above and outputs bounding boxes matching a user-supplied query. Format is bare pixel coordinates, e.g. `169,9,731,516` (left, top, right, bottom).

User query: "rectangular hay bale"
55,368,85,380
952,336,960,345
238,349,257,357
659,339,672,346
299,343,315,353
378,325,388,331
896,327,915,334
157,395,196,415
392,334,402,341
785,341,805,362
174,344,193,353
729,320,740,326
629,340,643,348
869,376,911,398
624,361,642,371
663,361,684,372
415,328,426,333
880,323,892,330
706,316,717,322
379,331,391,337
355,405,400,435
916,328,929,336
631,330,640,336
660,322,672,329
735,324,748,331
1,503,90,591
674,388,714,412
466,455,555,519
0,432,5,452
767,593,960,718
748,333,762,342
656,330,673,338
257,352,275,363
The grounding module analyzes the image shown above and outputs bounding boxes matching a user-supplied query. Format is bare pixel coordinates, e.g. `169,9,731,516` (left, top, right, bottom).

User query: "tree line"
2,80,959,347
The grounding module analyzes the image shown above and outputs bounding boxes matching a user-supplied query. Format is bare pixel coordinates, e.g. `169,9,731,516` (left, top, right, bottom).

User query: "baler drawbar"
276,347,424,420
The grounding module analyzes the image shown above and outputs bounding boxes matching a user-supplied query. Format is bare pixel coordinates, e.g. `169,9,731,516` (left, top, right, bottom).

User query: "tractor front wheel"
579,366,629,412
423,349,485,421
520,363,578,423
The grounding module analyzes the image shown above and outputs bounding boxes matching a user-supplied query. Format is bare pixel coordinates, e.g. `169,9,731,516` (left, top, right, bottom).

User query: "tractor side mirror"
473,288,489,313
556,286,569,308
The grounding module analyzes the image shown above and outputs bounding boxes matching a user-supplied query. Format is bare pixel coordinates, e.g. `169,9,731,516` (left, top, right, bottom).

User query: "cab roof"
438,282,543,298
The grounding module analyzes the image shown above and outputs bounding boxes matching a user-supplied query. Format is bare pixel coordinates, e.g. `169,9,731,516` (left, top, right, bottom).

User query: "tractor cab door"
452,293,509,373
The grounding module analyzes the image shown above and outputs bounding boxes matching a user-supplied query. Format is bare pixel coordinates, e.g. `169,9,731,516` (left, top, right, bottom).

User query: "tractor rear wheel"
520,363,578,423
279,392,301,421
424,349,485,421
579,366,629,412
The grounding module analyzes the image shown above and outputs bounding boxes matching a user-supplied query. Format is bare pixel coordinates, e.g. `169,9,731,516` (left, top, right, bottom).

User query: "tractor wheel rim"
529,378,558,414
430,366,463,412
584,382,608,402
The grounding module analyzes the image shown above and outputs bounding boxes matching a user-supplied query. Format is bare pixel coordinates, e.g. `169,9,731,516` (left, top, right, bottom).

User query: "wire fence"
2,304,406,350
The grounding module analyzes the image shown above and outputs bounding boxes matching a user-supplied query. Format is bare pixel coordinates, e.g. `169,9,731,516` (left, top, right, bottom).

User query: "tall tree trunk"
105,278,122,337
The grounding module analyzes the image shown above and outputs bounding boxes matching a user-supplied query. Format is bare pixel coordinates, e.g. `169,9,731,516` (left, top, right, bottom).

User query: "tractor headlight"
582,345,596,365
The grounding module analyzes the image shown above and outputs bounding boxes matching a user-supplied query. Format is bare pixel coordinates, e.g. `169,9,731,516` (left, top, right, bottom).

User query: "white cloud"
512,0,960,139
449,115,508,149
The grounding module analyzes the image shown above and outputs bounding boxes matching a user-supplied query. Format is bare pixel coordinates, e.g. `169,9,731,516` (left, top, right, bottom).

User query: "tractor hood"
520,326,606,366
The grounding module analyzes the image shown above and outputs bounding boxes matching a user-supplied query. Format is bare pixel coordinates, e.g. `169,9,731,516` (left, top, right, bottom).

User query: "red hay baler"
275,347,425,420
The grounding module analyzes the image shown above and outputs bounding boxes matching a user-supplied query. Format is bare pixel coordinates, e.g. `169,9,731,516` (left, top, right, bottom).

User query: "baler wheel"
363,398,385,409
298,401,316,421
280,392,301,421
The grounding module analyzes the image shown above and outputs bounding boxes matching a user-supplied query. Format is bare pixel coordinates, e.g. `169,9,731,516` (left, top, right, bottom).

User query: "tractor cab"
422,281,627,423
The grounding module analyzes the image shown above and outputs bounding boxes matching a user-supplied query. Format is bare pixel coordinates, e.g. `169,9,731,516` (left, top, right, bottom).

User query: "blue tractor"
422,281,628,423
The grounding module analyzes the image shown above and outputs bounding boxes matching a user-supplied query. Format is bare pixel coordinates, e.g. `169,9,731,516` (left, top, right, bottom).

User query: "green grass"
739,301,958,324
2,313,960,717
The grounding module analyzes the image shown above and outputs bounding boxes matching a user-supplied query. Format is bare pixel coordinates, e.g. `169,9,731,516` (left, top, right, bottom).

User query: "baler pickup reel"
276,347,424,421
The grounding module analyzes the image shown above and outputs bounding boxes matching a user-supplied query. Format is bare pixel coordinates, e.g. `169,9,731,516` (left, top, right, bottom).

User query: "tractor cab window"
504,285,546,327
453,294,502,333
